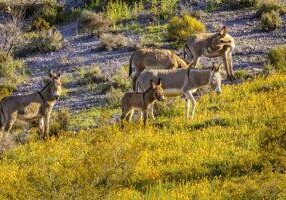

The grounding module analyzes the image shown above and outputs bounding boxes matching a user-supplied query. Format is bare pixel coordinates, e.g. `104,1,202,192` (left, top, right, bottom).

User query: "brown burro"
184,26,235,79
0,71,62,140
129,48,190,90
121,79,165,126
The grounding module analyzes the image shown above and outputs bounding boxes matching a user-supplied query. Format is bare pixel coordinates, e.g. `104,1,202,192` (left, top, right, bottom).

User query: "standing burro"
0,71,62,140
184,26,236,80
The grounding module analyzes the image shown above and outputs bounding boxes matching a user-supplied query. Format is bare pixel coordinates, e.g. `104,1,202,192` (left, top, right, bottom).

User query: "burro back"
129,48,190,90
0,71,62,140
135,64,223,120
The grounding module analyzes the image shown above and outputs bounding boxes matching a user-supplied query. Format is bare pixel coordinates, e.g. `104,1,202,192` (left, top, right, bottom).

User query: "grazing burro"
184,26,235,79
136,64,222,120
129,48,190,90
0,71,62,140
121,79,165,125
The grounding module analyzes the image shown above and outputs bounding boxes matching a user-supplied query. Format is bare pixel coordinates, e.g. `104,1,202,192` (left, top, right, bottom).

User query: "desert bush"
111,65,131,91
151,0,179,19
222,0,258,9
106,87,123,107
76,66,112,93
15,28,64,56
50,108,71,136
33,1,63,25
100,33,135,51
260,10,282,31
167,14,205,41
105,0,144,25
106,1,132,25
31,17,51,31
256,0,286,17
0,51,27,99
79,10,110,36
266,45,286,72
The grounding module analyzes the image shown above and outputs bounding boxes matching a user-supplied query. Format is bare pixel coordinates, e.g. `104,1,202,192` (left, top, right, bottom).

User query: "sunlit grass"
0,73,286,199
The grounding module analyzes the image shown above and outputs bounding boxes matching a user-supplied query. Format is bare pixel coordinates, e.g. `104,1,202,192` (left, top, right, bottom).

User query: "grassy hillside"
0,73,285,199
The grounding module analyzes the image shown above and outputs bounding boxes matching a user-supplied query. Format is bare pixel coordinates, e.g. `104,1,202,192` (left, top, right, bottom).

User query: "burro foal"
136,64,222,120
0,71,62,140
121,79,165,125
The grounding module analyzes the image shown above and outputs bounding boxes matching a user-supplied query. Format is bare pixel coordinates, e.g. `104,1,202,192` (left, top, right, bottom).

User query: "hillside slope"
16,2,286,110
0,73,285,199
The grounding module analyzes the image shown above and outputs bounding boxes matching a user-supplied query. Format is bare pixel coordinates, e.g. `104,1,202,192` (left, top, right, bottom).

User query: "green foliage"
260,10,282,31
105,0,144,25
100,33,133,51
76,65,112,93
34,1,63,25
106,1,132,25
106,87,123,108
150,0,179,19
256,0,286,17
266,45,286,72
222,0,258,9
111,65,131,91
0,52,27,100
50,108,71,136
31,17,51,31
79,10,111,36
234,69,250,80
167,14,206,41
15,28,64,56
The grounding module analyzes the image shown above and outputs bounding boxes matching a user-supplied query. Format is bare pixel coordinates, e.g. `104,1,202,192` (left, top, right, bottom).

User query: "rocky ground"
16,1,286,111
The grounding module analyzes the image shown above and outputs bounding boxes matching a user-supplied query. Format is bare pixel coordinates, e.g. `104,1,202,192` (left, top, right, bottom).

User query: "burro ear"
219,26,227,37
211,62,216,71
212,63,220,72
49,70,55,78
150,80,155,88
157,78,162,86
214,64,221,72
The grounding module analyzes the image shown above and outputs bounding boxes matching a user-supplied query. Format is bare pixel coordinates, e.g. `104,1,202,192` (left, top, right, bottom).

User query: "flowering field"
0,73,285,199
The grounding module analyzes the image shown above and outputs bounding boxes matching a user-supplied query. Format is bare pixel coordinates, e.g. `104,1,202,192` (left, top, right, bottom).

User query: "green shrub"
100,33,134,51
34,1,62,25
160,0,179,19
260,10,282,31
167,14,205,41
76,66,112,94
106,87,123,108
0,52,27,99
257,0,286,17
106,1,132,25
222,0,258,9
15,28,64,56
31,17,51,31
266,45,286,71
79,10,111,36
50,108,71,136
111,65,131,91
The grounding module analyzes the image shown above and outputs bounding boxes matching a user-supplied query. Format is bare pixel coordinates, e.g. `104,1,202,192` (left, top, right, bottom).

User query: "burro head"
49,71,62,100
209,63,222,94
211,26,231,49
151,78,165,101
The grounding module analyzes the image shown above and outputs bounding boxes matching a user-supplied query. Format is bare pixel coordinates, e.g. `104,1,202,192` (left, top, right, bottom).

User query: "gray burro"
0,71,62,140
136,64,222,120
